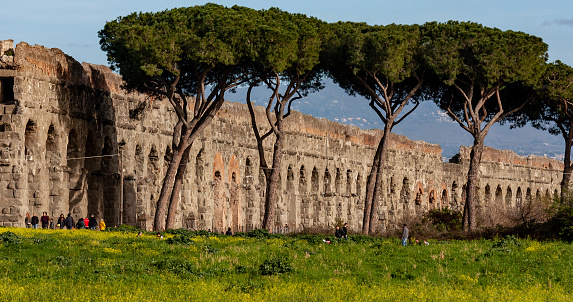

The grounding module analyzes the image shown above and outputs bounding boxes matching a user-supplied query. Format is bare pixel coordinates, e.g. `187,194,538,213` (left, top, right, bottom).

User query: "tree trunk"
462,137,485,231
165,145,192,229
362,140,383,234
368,126,392,234
262,132,284,231
153,132,190,231
560,138,572,200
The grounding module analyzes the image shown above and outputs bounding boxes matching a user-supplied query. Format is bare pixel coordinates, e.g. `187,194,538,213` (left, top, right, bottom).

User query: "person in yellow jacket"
99,219,106,231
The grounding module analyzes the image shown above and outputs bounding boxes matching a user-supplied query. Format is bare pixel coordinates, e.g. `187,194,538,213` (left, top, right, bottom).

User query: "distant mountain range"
224,79,565,161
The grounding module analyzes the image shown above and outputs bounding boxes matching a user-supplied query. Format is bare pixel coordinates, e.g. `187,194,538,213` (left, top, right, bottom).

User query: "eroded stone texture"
0,40,564,232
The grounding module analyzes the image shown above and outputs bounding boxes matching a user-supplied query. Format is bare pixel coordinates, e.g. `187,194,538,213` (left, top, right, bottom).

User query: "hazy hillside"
224,79,564,161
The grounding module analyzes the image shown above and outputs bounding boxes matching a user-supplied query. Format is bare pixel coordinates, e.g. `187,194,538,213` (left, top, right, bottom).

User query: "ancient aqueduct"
0,40,565,232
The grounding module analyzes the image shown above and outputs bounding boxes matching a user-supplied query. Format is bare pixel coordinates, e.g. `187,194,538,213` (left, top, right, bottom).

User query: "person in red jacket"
83,217,89,229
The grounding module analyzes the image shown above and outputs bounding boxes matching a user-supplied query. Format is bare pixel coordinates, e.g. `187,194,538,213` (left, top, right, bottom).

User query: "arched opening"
495,185,503,205
323,168,331,194
516,187,523,207
505,187,513,207
299,165,307,194
484,184,491,206
428,190,436,210
441,189,448,209
415,186,423,205
335,168,342,193
286,166,294,190
311,167,319,193
244,157,253,184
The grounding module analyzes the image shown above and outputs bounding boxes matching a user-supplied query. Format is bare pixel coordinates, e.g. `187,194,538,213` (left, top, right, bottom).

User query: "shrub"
422,208,463,232
104,224,142,234
0,231,22,245
547,196,573,241
259,256,293,275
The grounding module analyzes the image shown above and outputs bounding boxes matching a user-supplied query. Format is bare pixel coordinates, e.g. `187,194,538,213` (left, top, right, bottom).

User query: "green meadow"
1,227,572,301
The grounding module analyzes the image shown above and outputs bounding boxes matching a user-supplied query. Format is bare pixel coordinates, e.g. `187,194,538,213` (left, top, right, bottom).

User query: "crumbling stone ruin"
0,40,564,232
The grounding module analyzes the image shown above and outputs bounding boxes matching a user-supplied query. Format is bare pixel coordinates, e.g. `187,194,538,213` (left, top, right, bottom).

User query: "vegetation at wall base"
1,227,573,301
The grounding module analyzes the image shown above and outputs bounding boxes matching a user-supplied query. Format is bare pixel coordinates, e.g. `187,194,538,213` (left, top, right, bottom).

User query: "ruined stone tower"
0,40,564,232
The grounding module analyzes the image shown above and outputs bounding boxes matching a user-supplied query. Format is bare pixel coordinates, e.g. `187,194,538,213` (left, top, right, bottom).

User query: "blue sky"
2,1,572,158
2,0,572,66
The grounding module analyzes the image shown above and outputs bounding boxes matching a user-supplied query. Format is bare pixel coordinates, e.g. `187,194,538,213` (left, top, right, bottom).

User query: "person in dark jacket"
31,213,40,229
225,227,232,236
342,223,348,240
41,212,49,229
335,226,343,239
57,214,65,229
65,213,74,230
88,214,98,230
76,217,85,229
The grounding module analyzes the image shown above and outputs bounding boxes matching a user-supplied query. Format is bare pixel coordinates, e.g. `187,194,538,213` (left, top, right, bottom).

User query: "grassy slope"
1,228,572,301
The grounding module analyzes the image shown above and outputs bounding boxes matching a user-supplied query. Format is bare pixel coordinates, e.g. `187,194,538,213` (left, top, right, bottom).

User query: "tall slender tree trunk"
153,139,187,231
362,140,383,234
463,137,485,231
368,126,393,234
165,145,192,229
262,131,284,231
560,137,572,200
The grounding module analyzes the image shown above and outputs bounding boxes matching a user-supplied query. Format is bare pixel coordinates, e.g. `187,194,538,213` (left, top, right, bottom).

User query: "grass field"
1,227,572,301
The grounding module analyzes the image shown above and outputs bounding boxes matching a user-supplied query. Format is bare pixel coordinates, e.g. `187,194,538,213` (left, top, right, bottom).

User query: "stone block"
1,189,14,199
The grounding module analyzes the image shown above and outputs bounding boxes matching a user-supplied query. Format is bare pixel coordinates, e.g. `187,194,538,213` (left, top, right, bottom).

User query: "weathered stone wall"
0,40,564,233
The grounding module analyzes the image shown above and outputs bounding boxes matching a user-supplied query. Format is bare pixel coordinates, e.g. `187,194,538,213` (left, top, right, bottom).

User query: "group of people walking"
25,212,105,231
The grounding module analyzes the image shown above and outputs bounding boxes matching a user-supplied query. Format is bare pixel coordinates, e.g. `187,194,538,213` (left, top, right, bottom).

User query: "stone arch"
25,119,41,213
244,157,253,185
24,119,38,161
441,188,448,209
335,168,342,193
428,189,436,210
545,189,550,199
299,165,307,194
525,188,532,206
495,185,503,205
414,183,424,205
400,177,410,205
311,167,319,193
535,189,541,202
286,166,294,190
484,184,491,206
505,186,513,207
323,168,331,194
516,187,523,207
